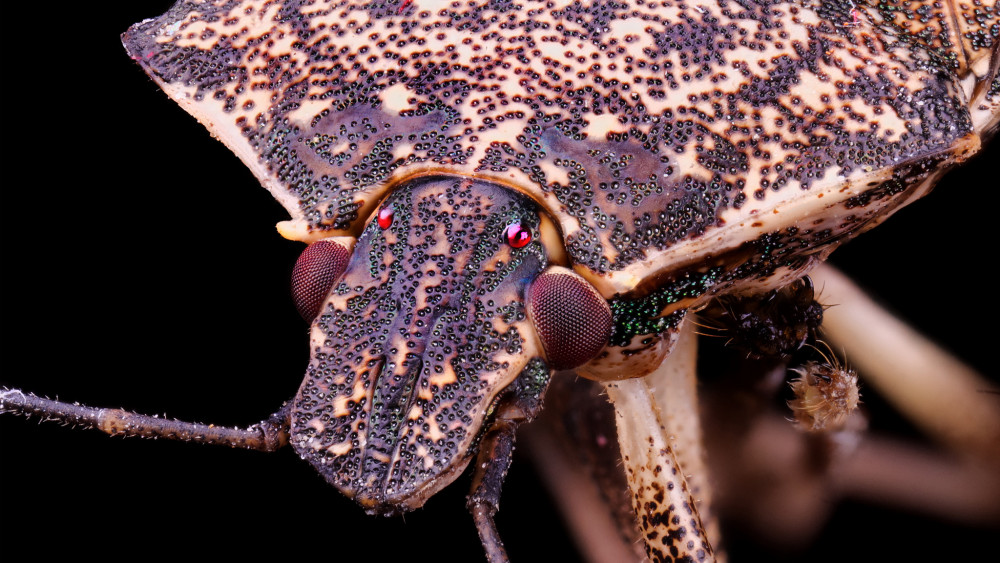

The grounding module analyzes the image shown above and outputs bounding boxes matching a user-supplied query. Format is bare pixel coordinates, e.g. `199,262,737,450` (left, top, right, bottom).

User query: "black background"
2,3,997,561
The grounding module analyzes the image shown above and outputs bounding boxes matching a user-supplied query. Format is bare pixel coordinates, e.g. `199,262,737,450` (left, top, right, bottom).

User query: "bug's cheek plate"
291,237,354,321
527,267,613,371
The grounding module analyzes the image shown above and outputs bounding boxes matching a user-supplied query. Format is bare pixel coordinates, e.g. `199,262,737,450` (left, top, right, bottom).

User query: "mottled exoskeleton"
2,0,998,561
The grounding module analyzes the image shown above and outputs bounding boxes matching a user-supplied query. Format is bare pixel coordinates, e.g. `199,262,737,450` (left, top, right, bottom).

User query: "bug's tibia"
0,388,290,452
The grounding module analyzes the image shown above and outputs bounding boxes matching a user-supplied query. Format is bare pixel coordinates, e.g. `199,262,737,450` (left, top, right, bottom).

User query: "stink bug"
2,1,998,561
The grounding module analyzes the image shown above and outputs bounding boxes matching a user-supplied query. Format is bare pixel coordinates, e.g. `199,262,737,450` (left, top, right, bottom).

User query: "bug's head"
286,176,613,513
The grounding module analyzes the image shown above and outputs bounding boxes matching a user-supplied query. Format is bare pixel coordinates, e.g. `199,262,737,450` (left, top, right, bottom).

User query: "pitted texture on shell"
290,177,548,511
862,0,999,75
124,0,989,281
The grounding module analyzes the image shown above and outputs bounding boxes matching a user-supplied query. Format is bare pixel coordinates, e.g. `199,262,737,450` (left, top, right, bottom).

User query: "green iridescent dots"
608,269,721,347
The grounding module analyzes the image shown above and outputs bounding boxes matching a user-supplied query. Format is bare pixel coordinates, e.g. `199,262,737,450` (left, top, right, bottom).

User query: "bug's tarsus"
812,264,1000,465
467,411,523,563
470,501,509,563
0,387,291,452
787,360,860,433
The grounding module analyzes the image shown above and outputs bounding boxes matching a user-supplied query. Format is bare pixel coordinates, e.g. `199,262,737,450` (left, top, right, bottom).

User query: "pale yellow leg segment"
811,264,1000,464
838,434,1000,524
644,320,722,554
604,319,716,563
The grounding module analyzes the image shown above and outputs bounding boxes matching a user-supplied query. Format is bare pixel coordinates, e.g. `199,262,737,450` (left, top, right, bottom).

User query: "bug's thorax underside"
290,177,549,512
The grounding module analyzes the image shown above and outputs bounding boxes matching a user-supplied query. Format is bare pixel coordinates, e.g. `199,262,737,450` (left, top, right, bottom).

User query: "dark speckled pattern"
123,0,993,288
290,177,550,511
121,0,998,532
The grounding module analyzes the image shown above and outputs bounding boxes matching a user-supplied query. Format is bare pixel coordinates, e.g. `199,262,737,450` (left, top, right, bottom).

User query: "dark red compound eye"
291,239,351,321
526,267,613,370
377,206,394,229
505,222,532,248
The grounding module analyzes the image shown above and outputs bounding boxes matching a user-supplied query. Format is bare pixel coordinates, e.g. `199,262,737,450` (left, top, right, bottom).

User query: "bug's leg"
0,388,290,452
700,265,1000,549
810,264,1000,463
468,414,518,563
467,359,552,563
604,319,718,563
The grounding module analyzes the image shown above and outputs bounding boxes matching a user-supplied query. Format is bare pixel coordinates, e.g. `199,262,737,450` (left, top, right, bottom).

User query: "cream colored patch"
307,437,325,451
579,331,674,381
608,17,649,40
299,0,331,16
535,159,571,187
428,371,457,388
416,444,432,468
427,421,445,442
276,219,315,242
671,147,713,182
326,441,353,456
486,117,533,143
538,212,568,265
407,404,423,421
536,37,572,62
391,141,418,162
287,98,334,127
333,380,368,417
583,113,627,139
381,83,414,114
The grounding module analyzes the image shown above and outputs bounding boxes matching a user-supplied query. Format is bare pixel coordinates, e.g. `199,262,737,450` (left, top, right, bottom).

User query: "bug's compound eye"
291,238,352,321
377,206,394,229
504,221,532,248
527,267,612,370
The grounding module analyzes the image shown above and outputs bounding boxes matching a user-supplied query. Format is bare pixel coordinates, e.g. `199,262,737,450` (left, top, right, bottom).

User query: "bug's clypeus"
2,1,998,561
